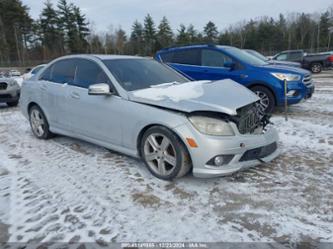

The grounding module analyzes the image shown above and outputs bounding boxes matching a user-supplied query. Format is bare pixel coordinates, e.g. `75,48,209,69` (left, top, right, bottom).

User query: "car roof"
56,54,145,61
280,49,304,53
157,44,233,53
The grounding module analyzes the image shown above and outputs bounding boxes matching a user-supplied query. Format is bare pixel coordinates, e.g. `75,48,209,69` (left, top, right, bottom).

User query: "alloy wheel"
30,109,45,137
312,64,321,73
143,133,177,176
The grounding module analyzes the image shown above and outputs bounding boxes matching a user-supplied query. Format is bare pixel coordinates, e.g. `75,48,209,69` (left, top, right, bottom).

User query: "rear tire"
29,105,54,139
140,126,191,180
250,85,276,114
311,63,322,73
7,101,18,107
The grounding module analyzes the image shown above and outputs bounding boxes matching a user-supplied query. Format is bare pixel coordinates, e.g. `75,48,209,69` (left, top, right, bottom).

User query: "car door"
65,58,123,146
199,48,248,84
275,52,288,61
165,49,205,80
287,51,303,63
38,59,75,130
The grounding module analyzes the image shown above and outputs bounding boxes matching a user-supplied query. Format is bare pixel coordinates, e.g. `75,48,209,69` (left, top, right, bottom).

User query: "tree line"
0,0,332,67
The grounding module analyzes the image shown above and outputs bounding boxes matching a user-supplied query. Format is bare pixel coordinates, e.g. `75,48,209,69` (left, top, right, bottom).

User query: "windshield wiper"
150,81,180,88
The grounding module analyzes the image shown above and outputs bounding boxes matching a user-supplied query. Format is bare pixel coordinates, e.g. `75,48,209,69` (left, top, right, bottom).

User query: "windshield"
223,47,268,66
245,50,268,61
32,65,45,74
103,59,189,91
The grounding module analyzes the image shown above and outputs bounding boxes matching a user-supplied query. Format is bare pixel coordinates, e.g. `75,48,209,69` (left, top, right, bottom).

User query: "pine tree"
0,0,33,64
186,24,199,44
319,11,330,49
156,16,173,49
130,20,144,55
73,6,89,52
176,24,189,45
143,14,156,55
39,0,64,58
115,28,127,54
203,21,218,43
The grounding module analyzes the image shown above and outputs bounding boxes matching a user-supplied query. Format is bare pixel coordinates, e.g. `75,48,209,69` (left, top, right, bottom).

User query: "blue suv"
155,45,315,113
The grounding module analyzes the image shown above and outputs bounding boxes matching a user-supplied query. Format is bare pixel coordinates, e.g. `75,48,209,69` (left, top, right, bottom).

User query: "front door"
65,58,123,146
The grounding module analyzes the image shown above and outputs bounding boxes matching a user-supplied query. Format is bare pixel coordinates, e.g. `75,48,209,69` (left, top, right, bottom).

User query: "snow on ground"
0,72,332,244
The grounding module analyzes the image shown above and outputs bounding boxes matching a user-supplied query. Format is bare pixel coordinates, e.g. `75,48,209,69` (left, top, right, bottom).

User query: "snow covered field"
0,72,332,244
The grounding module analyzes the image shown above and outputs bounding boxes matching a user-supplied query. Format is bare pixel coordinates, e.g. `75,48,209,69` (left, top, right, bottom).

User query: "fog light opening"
214,156,224,166
206,155,234,167
286,90,297,97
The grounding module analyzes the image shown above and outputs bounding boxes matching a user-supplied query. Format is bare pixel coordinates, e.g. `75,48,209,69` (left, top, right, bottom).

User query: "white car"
8,69,21,77
23,64,46,80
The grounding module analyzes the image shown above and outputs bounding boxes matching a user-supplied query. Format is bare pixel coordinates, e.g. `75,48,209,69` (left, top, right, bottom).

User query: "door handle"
240,74,248,79
70,92,80,99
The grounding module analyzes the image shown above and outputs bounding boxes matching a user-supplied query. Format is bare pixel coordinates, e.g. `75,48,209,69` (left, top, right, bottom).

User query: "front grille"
0,94,11,99
236,103,261,134
0,82,7,90
240,142,277,162
303,74,312,86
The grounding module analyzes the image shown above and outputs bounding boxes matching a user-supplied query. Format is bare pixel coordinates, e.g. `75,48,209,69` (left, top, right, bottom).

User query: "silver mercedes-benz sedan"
20,55,279,180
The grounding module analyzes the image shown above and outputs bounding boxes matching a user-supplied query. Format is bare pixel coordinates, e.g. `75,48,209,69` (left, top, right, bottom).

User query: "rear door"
287,51,303,63
65,58,123,145
161,49,204,80
38,59,76,130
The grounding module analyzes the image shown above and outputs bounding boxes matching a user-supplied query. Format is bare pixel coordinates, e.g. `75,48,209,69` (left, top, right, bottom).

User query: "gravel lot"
0,72,332,243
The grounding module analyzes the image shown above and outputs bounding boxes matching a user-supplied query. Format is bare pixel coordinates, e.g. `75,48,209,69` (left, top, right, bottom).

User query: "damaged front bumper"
173,121,280,178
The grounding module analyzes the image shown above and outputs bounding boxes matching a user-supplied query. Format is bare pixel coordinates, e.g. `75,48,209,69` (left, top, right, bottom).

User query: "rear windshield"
102,59,189,91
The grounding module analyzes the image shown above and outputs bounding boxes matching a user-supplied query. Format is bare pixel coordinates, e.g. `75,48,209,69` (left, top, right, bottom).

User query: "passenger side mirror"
224,61,235,70
88,83,113,96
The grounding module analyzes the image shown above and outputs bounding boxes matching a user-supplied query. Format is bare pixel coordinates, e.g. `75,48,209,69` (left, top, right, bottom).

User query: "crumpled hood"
128,79,259,116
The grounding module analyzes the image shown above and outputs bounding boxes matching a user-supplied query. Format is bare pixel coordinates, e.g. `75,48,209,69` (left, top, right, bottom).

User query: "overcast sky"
22,0,332,33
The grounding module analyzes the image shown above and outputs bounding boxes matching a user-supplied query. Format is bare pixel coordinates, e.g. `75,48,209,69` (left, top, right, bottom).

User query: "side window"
51,59,76,84
159,52,174,63
288,52,302,61
74,59,110,89
40,66,52,81
171,49,201,65
276,53,288,61
201,49,232,67
31,65,44,74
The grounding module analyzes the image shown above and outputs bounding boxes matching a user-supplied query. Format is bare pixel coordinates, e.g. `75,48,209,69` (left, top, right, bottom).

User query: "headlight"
271,73,301,81
8,80,17,86
188,116,235,136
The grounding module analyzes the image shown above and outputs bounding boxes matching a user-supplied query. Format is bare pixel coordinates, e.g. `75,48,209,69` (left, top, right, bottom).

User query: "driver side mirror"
224,61,235,70
88,83,113,96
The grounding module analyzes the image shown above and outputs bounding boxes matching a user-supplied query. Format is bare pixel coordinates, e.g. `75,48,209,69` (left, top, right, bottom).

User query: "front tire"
250,85,276,114
311,63,322,73
140,126,191,180
29,105,53,139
